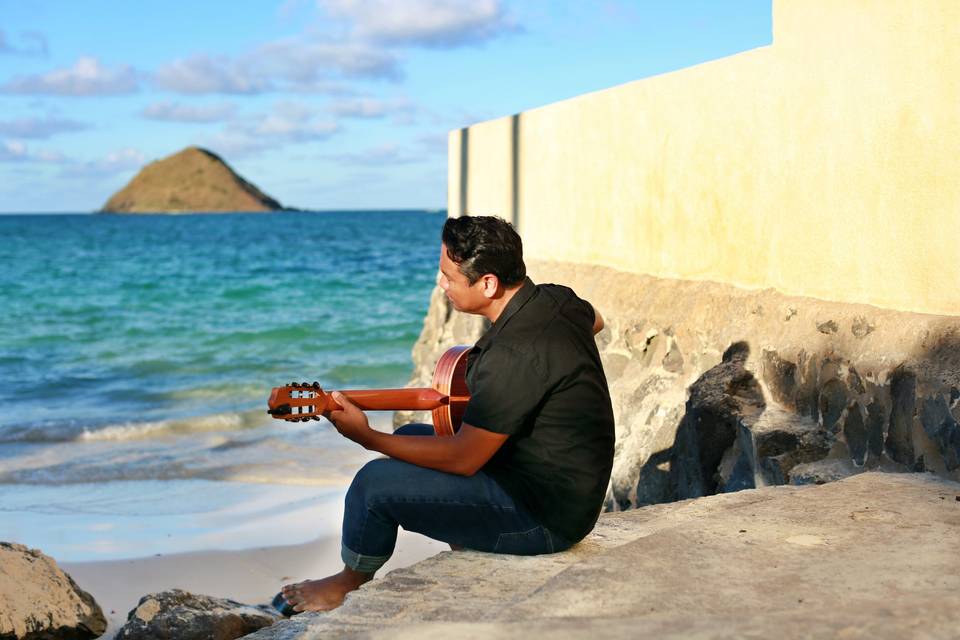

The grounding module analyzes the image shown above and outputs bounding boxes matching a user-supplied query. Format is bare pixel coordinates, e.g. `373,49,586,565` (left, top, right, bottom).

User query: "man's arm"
326,392,508,476
590,304,604,335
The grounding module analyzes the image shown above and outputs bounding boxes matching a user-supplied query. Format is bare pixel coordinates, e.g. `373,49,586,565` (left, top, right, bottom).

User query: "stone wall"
399,261,960,509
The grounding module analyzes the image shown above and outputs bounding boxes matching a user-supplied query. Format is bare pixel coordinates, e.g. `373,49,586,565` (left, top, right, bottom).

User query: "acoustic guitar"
266,345,471,437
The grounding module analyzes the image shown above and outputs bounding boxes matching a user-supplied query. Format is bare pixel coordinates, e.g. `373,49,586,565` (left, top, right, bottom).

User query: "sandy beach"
63,529,446,639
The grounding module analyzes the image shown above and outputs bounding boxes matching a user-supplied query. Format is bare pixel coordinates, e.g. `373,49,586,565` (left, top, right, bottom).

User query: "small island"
100,146,284,214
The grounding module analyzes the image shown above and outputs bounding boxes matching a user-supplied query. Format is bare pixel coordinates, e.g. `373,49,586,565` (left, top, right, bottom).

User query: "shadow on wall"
636,341,766,505
456,113,522,229
633,331,960,507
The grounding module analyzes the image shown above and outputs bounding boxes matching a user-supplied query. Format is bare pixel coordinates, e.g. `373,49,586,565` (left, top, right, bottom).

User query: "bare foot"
280,567,374,613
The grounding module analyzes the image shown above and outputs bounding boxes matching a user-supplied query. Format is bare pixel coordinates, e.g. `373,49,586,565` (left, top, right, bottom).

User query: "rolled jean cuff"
341,542,390,574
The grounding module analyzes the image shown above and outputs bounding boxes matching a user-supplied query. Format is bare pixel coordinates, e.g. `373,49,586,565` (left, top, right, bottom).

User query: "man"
280,215,614,613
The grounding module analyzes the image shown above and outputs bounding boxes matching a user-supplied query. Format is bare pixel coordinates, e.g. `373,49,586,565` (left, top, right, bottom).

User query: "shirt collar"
475,277,536,349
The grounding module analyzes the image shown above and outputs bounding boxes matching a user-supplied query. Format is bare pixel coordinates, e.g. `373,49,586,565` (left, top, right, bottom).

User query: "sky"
0,0,772,213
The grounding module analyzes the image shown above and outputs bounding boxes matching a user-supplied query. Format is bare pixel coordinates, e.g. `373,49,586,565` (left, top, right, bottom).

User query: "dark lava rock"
760,349,799,409
670,341,766,499
717,407,831,490
920,393,960,471
115,589,280,640
816,320,839,335
851,315,875,338
865,399,886,468
885,366,917,466
789,458,861,485
750,409,830,484
0,542,106,640
844,402,868,465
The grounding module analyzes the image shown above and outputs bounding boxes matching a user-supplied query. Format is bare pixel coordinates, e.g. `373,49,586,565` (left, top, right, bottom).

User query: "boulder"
114,590,279,640
0,542,107,640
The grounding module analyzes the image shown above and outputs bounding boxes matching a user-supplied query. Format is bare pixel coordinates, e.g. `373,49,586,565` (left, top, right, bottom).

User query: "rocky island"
100,147,284,214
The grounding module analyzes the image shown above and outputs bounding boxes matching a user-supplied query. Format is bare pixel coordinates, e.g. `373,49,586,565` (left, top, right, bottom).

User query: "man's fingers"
331,391,356,410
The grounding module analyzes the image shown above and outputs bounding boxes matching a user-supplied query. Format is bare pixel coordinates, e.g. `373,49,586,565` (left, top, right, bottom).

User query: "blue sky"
0,0,771,213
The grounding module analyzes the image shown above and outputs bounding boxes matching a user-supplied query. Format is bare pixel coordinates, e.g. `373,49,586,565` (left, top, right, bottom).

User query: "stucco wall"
447,0,960,316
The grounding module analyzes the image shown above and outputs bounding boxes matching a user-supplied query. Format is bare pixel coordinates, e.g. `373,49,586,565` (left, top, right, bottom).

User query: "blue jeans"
341,423,572,573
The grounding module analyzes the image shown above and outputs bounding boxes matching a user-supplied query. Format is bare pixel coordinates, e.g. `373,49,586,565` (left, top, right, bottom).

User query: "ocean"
0,211,445,561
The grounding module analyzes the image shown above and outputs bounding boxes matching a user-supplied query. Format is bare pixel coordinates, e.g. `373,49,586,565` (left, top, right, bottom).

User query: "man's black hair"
442,216,526,286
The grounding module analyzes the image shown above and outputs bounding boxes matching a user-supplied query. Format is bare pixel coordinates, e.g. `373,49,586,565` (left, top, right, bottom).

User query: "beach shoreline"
63,529,446,639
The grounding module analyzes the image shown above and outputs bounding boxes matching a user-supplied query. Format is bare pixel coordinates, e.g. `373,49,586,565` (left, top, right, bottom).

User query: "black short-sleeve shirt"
462,278,615,543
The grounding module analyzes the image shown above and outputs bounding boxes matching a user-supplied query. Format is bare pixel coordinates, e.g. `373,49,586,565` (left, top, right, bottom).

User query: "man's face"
439,243,486,314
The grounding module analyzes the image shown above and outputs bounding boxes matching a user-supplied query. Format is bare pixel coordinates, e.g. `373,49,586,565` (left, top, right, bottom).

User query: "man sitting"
280,215,615,613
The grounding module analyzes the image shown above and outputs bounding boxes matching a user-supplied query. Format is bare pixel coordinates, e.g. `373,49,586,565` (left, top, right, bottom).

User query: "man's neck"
483,283,523,324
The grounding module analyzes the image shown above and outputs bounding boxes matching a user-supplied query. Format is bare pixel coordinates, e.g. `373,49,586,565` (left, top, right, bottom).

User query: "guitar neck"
335,387,449,412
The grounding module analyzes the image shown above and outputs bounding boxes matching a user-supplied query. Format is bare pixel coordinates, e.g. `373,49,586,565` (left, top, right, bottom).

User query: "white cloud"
153,54,272,95
60,148,145,178
254,38,401,83
0,56,138,96
325,142,421,166
0,115,88,139
202,101,339,157
152,41,399,96
327,96,418,123
140,101,236,123
321,0,517,48
253,101,340,138
0,139,66,163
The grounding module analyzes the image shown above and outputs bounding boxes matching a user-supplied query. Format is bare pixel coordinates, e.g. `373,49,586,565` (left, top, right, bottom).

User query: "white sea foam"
78,410,268,442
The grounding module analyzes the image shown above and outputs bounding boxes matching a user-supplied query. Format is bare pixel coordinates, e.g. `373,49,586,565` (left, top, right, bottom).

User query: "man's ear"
479,274,501,299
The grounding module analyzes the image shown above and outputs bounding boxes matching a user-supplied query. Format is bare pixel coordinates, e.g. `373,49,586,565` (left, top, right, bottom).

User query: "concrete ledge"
246,472,960,639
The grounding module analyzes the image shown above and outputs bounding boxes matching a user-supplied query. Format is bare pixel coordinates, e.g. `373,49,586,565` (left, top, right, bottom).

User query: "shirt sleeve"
546,284,595,335
462,344,546,436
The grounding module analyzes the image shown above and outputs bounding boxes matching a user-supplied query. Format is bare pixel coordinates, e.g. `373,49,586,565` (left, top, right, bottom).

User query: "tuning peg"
302,381,310,387
289,382,297,387
268,404,292,416
312,415,321,421
312,381,320,389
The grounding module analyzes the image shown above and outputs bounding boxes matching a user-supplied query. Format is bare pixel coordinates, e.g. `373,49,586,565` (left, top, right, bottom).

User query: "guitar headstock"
267,381,337,422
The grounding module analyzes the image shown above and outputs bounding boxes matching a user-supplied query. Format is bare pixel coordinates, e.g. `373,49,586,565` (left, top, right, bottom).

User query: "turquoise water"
0,211,444,559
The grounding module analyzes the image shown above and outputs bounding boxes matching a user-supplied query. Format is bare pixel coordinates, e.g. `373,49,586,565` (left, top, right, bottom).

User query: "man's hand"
325,392,373,447
324,393,508,476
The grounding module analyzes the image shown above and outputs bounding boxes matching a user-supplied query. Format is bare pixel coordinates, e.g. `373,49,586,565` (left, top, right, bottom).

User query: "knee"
346,459,399,508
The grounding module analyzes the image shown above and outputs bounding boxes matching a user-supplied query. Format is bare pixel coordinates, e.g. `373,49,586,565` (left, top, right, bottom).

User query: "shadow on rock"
638,341,766,504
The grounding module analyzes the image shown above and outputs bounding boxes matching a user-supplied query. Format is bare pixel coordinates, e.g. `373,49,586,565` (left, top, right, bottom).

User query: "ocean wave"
0,409,272,444
78,410,270,442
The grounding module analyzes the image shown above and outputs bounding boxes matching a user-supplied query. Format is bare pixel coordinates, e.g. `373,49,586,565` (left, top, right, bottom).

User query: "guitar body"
267,345,472,436
429,345,471,436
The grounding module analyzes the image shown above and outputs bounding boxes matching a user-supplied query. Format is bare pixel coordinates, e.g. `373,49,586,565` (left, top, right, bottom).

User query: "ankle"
339,566,375,588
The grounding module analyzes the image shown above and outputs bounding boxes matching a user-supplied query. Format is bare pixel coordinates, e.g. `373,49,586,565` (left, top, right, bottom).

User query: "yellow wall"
448,0,960,316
